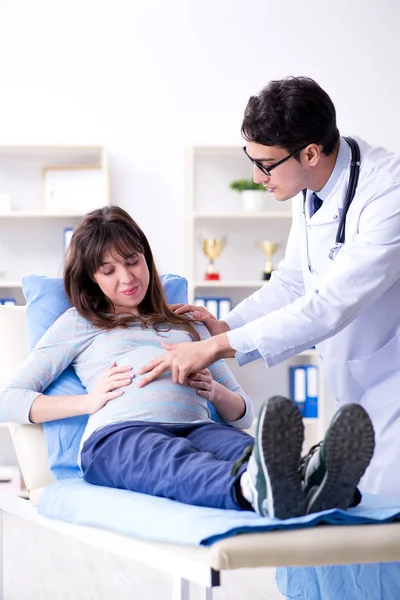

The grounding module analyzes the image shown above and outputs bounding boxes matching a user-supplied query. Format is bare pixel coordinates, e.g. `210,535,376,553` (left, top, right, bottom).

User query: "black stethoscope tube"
302,137,361,264
335,137,361,245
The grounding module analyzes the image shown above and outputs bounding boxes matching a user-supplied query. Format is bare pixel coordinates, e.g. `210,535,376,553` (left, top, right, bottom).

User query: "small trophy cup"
259,240,278,281
202,238,226,280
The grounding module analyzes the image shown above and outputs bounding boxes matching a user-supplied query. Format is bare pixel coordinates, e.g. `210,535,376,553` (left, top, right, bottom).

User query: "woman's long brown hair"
64,206,200,340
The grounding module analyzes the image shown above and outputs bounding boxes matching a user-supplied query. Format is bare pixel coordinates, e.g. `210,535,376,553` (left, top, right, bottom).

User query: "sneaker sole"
306,404,375,514
257,395,306,519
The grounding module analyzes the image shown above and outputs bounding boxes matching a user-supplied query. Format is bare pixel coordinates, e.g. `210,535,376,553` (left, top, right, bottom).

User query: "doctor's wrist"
209,332,236,361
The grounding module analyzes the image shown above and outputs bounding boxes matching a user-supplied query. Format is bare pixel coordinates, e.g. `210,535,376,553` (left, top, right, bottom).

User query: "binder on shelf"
194,298,206,308
205,299,218,319
218,298,232,320
194,297,232,320
304,364,319,418
289,366,306,416
64,227,74,253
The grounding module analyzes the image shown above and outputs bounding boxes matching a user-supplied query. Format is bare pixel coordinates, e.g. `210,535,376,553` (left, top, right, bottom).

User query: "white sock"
240,470,254,505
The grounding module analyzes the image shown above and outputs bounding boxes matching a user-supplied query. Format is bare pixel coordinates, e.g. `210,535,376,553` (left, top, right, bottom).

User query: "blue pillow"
22,273,192,479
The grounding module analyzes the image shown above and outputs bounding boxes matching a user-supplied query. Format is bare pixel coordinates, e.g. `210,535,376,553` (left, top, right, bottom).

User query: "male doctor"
138,76,400,497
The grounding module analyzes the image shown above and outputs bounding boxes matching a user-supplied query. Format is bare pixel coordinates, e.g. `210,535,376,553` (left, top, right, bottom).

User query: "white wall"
0,0,399,274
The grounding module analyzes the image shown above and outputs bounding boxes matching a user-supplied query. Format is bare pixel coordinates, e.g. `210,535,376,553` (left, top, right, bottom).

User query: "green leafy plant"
229,179,265,192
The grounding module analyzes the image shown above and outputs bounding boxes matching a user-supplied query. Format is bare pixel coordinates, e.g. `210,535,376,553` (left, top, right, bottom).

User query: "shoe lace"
231,444,254,476
298,441,322,478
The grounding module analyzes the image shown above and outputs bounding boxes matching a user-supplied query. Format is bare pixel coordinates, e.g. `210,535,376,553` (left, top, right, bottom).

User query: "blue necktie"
312,192,323,215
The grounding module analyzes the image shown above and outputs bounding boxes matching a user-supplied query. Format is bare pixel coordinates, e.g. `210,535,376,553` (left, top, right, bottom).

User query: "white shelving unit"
0,281,22,288
193,280,263,288
185,145,328,450
0,210,93,218
0,145,109,305
0,145,110,496
194,211,293,220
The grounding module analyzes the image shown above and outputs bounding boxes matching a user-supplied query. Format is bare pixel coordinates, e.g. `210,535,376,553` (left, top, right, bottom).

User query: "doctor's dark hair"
241,76,340,156
64,205,200,340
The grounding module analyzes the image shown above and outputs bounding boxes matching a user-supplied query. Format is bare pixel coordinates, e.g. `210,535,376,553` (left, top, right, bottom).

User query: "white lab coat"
227,136,400,497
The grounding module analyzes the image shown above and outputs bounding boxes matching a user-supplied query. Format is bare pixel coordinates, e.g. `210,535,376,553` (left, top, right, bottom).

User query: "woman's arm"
188,370,247,422
0,309,132,424
187,365,254,430
187,322,255,429
0,309,80,424
29,362,133,422
29,393,91,423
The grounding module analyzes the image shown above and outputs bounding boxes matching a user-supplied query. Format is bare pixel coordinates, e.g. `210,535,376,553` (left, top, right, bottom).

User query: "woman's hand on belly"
86,362,134,415
188,370,246,422
187,369,216,401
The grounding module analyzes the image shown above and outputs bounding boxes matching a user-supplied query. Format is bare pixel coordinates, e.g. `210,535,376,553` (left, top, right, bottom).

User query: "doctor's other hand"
169,303,230,337
137,338,218,386
86,362,134,414
187,369,216,401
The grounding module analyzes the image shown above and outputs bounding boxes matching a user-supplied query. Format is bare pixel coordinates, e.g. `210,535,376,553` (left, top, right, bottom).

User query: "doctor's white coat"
227,136,400,497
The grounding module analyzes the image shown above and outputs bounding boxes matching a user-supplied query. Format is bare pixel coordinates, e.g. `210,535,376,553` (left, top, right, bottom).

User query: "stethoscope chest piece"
328,242,343,261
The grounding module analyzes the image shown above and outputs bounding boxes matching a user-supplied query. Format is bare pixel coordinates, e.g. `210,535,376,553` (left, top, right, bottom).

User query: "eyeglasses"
242,144,308,177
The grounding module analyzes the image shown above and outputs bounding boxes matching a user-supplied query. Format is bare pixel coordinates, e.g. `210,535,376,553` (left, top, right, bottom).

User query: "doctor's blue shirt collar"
314,137,350,202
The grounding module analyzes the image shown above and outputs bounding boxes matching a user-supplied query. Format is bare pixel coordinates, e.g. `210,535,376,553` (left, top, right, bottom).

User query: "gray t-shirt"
0,308,254,453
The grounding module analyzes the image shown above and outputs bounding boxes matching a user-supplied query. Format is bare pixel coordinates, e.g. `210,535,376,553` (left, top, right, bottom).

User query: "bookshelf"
0,145,109,305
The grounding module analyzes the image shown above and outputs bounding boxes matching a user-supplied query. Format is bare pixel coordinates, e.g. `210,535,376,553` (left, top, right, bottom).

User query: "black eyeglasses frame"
242,144,309,177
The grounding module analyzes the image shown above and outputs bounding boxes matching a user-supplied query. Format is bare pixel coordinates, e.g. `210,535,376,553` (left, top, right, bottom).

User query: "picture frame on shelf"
43,166,108,213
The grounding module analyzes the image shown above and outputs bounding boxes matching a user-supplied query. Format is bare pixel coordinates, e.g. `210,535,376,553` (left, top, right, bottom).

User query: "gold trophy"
259,240,278,280
202,238,226,280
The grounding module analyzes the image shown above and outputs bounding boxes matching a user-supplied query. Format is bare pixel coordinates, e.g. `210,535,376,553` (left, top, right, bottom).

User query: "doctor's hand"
137,338,217,386
86,362,134,414
137,333,236,387
169,303,230,337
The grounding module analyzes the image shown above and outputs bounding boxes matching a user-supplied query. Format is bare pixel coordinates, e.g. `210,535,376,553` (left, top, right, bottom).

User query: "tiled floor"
3,513,285,599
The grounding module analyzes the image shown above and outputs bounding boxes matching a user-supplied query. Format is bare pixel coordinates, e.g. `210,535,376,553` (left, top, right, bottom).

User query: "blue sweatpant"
80,421,254,510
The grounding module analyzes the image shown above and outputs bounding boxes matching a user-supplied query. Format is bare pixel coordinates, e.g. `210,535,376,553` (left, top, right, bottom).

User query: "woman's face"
92,249,150,315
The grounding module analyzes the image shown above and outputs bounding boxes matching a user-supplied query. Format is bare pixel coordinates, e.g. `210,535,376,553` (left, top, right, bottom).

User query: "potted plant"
229,179,269,212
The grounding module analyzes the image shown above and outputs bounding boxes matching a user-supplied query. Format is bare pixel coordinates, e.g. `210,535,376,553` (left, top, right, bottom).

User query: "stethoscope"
302,136,361,272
